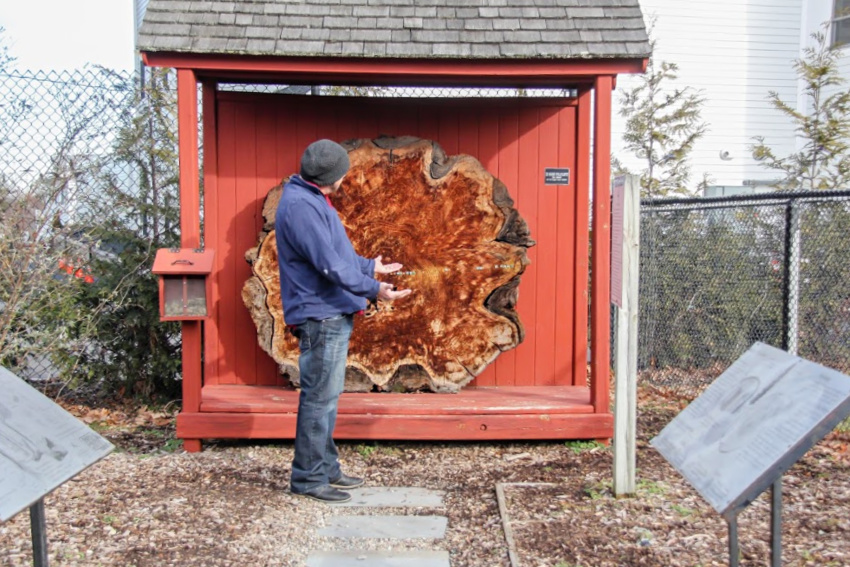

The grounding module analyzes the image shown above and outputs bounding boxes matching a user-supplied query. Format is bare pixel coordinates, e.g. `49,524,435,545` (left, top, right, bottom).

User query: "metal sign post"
652,343,850,566
728,479,781,567
29,499,49,567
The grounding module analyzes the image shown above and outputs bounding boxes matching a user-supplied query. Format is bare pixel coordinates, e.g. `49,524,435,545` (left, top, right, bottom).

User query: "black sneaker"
329,473,365,489
293,485,351,503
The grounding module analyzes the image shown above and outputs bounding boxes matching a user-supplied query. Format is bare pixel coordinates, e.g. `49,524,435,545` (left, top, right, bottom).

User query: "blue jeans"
290,313,353,493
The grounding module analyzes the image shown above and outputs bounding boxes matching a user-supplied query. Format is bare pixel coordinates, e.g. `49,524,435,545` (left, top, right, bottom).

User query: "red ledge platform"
176,385,613,443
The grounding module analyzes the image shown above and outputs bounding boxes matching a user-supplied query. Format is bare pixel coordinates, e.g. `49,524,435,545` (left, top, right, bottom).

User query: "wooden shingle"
138,0,650,60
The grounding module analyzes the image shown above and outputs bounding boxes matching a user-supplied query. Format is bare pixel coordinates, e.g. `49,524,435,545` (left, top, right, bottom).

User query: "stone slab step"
318,515,448,539
338,487,445,508
305,549,450,567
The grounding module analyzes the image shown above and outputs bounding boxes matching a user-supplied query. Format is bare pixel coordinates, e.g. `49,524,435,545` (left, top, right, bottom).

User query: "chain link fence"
0,67,183,391
0,71,576,391
1,68,135,379
639,190,850,399
4,68,849,401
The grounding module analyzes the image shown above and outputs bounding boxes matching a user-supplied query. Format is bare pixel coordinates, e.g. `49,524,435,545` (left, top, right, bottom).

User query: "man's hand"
377,282,412,302
374,255,403,276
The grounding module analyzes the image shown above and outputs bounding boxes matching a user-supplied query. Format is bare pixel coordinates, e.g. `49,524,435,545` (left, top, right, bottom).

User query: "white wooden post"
613,175,640,496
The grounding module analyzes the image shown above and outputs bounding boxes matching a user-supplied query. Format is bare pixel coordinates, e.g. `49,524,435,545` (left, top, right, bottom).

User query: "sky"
1,0,136,72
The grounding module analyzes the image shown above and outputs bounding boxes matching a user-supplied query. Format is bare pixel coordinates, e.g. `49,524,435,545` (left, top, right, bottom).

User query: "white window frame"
833,0,850,48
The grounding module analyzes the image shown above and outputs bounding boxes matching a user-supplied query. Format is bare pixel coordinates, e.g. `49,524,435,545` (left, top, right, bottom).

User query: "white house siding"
612,0,805,190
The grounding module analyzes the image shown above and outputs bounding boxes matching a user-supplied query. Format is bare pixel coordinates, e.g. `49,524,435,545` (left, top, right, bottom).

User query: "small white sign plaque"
0,366,114,522
652,343,850,518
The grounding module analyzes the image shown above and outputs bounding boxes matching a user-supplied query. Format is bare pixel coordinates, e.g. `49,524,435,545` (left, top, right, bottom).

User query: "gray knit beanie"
299,139,350,187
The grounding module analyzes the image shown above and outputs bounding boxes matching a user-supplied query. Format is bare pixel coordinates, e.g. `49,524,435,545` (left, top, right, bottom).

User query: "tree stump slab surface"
243,137,534,392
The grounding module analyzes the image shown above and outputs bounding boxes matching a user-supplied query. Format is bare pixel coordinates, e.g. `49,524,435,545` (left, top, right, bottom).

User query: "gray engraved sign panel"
0,366,114,522
651,342,850,518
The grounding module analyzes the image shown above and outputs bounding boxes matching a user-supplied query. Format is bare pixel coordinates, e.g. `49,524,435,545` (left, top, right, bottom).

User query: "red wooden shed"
138,0,650,452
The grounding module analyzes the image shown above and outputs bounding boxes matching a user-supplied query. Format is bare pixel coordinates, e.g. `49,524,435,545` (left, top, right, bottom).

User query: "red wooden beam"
142,52,647,87
201,80,220,397
590,75,613,415
178,386,613,442
177,69,203,453
573,87,592,388
177,412,613,441
199,385,594,415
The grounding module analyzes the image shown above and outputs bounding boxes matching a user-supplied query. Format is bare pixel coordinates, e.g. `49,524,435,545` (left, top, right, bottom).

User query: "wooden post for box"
152,248,215,321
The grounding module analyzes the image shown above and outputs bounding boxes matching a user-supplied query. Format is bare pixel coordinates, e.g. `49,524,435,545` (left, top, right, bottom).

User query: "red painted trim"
177,69,202,418
200,385,594,414
201,81,220,388
142,52,647,86
554,106,577,385
179,386,613,442
178,70,200,248
177,412,613,441
514,107,539,386
590,76,613,414
216,90,577,108
573,88,592,388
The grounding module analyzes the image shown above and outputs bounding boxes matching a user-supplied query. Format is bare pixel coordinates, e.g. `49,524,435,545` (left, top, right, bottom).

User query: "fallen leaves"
1,388,848,566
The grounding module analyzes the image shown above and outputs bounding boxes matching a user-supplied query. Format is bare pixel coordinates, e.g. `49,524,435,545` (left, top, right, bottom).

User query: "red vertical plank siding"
554,106,577,385
573,89,592,387
457,107,479,160
177,70,202,452
232,102,259,385
395,109,419,140
494,108,520,386
295,101,320,163
205,94,583,391
416,105,440,147
513,107,539,386
315,105,340,142
437,108,460,154
461,106,495,387
215,100,238,384
254,101,281,385
591,77,613,413
336,102,362,142
354,110,379,143
376,106,399,139
534,107,560,386
202,83,221,387
475,106,500,170
276,100,299,182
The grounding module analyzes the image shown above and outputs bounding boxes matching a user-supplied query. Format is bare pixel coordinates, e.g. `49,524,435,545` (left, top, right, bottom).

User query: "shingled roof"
138,0,650,60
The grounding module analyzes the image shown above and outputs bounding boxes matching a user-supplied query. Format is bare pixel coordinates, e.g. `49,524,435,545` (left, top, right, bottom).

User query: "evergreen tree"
0,36,133,377
751,30,850,191
617,28,708,198
62,67,183,401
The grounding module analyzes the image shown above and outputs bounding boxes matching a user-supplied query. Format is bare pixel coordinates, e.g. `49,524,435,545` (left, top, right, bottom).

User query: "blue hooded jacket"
275,175,380,325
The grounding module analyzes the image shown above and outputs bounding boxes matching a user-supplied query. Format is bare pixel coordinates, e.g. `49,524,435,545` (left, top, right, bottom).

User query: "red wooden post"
573,87,593,388
177,69,202,453
590,76,613,415
201,81,219,391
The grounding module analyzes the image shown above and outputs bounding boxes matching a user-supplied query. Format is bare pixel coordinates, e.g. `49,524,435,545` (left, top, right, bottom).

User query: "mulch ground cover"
1,385,848,566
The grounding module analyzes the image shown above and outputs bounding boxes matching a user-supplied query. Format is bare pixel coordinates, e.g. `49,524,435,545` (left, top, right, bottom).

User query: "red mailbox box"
152,248,215,321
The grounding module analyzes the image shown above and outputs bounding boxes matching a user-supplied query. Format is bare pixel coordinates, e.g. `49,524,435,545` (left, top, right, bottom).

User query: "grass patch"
637,478,666,495
162,438,183,453
356,443,378,459
564,440,607,454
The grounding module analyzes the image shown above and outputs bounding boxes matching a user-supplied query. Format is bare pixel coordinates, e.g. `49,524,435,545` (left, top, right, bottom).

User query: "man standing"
275,139,412,503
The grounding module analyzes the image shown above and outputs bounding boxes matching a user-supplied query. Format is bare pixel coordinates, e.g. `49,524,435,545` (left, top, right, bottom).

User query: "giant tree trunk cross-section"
243,136,535,392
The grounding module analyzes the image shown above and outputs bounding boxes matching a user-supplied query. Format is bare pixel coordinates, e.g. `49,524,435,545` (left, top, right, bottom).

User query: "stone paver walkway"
305,487,450,567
